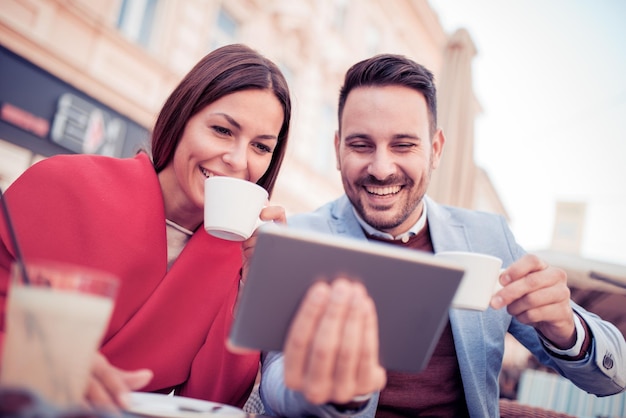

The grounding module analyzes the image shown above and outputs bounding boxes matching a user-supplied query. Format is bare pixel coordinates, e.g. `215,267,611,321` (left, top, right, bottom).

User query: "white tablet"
229,224,464,373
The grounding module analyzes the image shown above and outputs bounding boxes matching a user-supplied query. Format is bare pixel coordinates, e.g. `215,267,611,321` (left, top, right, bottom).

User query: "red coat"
0,153,259,407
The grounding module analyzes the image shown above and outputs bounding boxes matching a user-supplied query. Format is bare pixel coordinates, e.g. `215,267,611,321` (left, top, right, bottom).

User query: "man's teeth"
365,185,401,196
200,168,214,178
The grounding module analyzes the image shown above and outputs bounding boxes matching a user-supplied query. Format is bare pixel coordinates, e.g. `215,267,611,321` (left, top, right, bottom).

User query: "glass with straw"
0,187,120,408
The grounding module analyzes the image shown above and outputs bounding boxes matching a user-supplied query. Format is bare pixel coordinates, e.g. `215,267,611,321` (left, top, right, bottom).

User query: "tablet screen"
229,224,464,373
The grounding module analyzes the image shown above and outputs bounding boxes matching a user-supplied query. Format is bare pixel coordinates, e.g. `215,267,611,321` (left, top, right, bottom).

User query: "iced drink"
0,261,118,407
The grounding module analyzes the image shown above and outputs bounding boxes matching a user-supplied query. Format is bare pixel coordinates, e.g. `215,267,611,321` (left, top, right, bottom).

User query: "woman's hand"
241,204,286,282
84,351,153,412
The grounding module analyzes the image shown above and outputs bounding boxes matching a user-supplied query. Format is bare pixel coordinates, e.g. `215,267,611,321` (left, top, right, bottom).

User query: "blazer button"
602,353,614,370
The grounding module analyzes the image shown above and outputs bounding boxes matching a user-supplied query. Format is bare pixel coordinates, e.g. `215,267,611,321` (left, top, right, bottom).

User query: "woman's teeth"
200,168,214,178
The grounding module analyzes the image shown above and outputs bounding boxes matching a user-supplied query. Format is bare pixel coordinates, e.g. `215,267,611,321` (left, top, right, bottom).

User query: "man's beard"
352,175,430,231
354,193,424,232
350,173,429,232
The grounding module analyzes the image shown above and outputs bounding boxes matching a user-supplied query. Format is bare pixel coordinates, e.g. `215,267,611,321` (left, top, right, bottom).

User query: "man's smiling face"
335,85,444,236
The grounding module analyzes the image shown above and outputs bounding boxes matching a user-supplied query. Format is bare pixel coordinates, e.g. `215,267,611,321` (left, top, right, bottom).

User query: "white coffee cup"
435,251,503,311
204,176,268,241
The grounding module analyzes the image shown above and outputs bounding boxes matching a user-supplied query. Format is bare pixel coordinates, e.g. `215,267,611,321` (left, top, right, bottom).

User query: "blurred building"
0,0,504,217
551,201,587,254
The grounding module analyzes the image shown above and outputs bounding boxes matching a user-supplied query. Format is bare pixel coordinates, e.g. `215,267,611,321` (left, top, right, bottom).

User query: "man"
260,54,626,416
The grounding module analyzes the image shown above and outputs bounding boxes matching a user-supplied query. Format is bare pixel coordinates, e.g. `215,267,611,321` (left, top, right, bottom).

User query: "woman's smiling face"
159,89,284,227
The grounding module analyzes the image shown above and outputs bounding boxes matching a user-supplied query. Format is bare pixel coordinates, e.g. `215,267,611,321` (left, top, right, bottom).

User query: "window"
332,0,348,32
209,7,239,50
116,0,160,49
0,138,40,191
366,25,381,56
217,7,237,38
312,103,336,175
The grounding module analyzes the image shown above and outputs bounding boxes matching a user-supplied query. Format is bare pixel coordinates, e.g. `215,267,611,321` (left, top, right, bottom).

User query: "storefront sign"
50,93,127,156
1,45,148,158
0,102,50,138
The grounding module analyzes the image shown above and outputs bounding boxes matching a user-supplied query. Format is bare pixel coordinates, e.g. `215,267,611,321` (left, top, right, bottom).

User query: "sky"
428,0,626,265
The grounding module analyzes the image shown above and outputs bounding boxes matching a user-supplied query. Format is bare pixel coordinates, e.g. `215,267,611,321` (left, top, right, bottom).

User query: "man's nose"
367,149,396,180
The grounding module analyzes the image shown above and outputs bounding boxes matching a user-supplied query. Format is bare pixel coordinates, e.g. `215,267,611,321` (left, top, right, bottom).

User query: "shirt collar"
352,202,428,243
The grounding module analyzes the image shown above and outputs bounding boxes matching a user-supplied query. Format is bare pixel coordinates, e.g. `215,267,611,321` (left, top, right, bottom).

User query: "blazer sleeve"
510,302,626,396
553,304,625,395
260,350,379,417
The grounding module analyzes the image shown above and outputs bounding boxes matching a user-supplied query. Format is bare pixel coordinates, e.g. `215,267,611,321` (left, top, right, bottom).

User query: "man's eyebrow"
344,133,371,141
392,133,421,140
344,133,422,141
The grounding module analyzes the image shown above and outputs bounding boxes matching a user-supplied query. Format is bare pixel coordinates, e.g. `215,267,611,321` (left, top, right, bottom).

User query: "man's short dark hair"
338,54,438,138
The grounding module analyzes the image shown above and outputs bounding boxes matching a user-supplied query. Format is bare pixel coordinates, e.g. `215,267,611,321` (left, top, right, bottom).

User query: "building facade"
0,0,504,216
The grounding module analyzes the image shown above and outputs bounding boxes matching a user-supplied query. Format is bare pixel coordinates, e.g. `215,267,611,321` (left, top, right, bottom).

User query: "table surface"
0,387,276,418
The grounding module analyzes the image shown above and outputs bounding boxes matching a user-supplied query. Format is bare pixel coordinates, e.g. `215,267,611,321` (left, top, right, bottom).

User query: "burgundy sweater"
367,223,470,417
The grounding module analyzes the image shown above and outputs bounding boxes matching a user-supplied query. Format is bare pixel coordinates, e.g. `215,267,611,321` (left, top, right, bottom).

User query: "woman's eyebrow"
215,112,278,141
214,112,241,131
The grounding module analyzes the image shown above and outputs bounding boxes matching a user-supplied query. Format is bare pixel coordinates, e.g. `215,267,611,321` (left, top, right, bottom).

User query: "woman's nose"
222,143,248,172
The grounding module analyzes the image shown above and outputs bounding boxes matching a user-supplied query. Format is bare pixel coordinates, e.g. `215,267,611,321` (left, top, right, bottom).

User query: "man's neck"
352,202,428,243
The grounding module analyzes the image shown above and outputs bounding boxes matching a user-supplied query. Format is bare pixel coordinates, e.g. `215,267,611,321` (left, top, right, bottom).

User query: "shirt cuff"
328,393,373,413
540,313,585,356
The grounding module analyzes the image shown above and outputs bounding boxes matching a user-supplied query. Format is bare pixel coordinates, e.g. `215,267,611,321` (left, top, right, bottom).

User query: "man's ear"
431,128,445,170
334,130,341,171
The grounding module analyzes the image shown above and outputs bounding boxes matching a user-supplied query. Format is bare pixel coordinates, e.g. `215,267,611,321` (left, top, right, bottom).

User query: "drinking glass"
1,260,119,408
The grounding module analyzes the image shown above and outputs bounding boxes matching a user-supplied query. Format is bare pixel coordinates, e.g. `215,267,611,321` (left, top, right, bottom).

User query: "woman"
0,44,291,410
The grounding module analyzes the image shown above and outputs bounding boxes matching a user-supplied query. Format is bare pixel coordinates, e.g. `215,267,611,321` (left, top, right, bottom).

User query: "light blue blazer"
260,195,625,417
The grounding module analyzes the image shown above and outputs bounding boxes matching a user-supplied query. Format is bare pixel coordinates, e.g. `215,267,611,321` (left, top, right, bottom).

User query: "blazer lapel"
330,195,369,239
425,196,490,400
425,196,471,253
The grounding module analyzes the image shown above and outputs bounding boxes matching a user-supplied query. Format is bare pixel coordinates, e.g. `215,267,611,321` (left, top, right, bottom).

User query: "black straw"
0,186,31,285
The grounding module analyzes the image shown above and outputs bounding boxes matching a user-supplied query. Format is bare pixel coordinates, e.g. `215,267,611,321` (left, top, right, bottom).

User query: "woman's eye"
212,125,232,136
254,143,273,154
